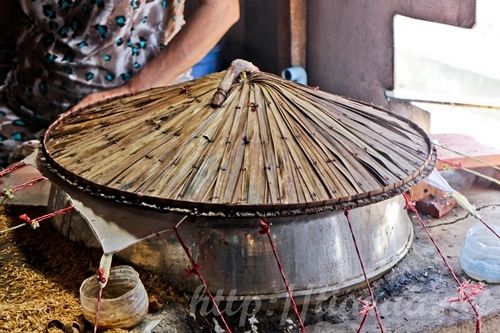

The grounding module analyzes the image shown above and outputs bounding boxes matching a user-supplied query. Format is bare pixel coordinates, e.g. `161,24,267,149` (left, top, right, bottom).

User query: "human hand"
70,84,132,112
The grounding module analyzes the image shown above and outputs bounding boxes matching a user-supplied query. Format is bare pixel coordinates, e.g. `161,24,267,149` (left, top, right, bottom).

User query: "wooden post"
277,0,308,69
233,0,308,74
290,0,307,68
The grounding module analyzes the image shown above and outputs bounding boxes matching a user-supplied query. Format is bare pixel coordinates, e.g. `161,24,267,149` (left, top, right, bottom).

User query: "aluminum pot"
49,185,412,304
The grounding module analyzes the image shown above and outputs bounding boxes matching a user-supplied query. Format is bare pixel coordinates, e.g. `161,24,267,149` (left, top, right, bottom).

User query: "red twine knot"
19,213,40,229
0,161,26,177
344,209,350,218
96,268,107,284
450,280,486,303
258,219,270,235
185,263,201,278
359,298,375,316
455,161,464,169
442,160,463,169
402,193,416,212
19,213,31,223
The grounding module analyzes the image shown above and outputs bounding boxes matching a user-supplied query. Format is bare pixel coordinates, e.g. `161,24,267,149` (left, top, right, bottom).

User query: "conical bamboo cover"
42,61,435,217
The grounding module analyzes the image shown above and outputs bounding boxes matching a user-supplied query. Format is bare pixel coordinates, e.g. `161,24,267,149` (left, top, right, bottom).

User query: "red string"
258,219,270,235
344,210,385,333
0,161,26,177
96,268,107,284
449,280,485,303
1,176,47,197
438,158,463,169
358,298,375,316
93,265,109,333
258,219,306,333
19,205,75,224
173,225,233,333
356,298,375,333
18,214,30,223
185,263,201,278
18,206,75,229
403,193,482,333
93,287,103,333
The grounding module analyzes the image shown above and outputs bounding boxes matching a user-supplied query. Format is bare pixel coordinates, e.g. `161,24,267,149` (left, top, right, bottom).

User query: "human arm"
73,0,240,109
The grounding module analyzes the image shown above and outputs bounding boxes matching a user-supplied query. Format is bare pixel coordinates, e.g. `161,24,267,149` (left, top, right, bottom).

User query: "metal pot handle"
211,59,259,107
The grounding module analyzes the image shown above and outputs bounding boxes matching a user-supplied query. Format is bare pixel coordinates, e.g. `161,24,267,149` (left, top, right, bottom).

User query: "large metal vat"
49,183,412,302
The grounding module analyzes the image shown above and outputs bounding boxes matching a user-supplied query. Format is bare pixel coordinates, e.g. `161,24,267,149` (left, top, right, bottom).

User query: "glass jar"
80,265,149,329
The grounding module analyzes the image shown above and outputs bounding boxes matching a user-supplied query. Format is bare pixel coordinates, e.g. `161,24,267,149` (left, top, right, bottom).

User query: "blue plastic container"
192,44,222,78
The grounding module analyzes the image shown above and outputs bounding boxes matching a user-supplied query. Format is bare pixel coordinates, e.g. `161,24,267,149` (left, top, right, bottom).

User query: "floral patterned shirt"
4,0,185,128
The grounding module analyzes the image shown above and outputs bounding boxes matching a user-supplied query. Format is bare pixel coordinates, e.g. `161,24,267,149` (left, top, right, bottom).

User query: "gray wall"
307,0,476,108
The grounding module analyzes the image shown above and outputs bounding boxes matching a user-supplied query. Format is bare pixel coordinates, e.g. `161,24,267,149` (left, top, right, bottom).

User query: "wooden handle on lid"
211,59,259,107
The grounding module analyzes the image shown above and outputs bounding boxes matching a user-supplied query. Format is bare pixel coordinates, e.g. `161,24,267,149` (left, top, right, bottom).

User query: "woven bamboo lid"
42,60,435,217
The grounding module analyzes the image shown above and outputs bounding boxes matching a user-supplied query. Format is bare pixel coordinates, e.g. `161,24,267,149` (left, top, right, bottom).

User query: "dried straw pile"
0,206,182,332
